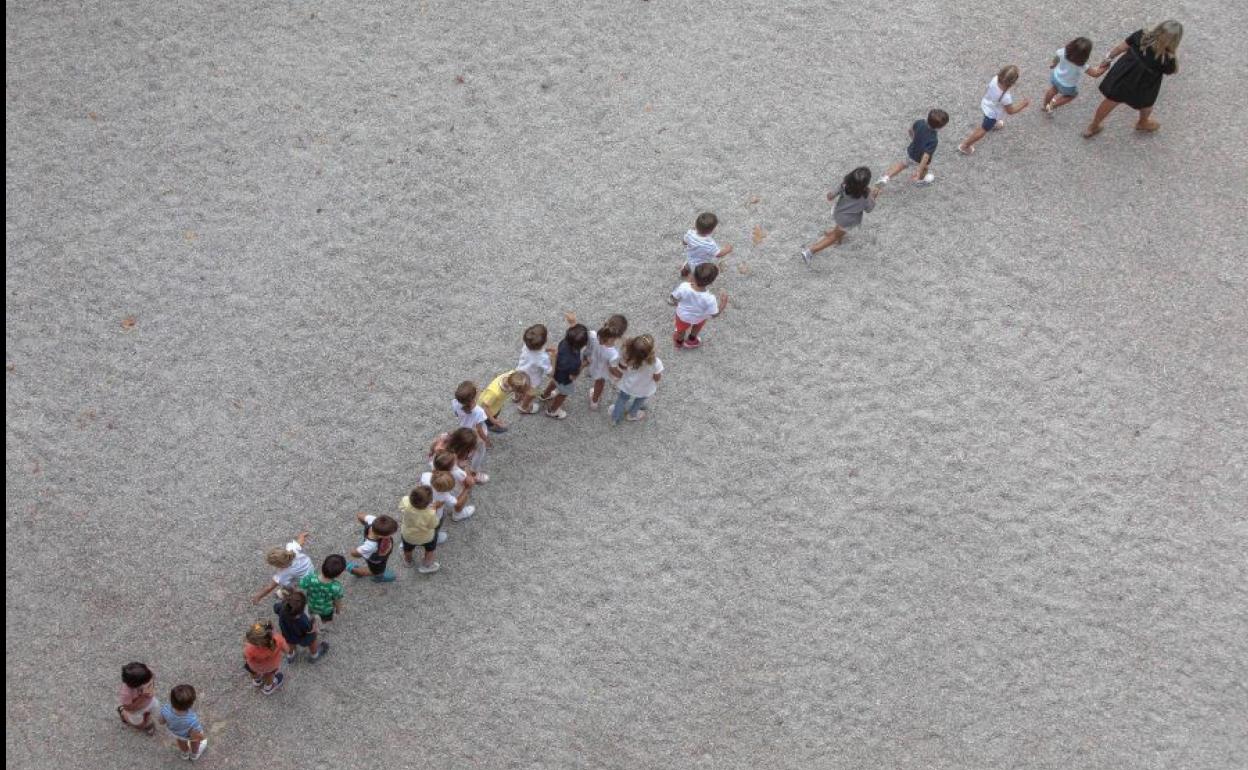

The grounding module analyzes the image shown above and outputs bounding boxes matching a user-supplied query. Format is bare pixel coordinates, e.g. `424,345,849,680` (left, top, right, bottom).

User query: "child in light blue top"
159,684,208,761
1043,37,1111,113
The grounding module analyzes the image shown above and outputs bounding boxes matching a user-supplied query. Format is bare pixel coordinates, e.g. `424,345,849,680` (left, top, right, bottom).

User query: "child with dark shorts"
273,589,328,661
401,485,445,574
348,513,398,583
299,553,346,626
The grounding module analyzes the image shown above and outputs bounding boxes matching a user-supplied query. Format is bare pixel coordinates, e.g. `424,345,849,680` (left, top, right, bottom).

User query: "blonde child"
1042,37,1111,114
478,369,528,433
117,662,158,734
159,684,207,760
800,166,881,264
958,65,1032,155
516,324,552,414
612,335,664,424
250,532,313,604
242,621,289,694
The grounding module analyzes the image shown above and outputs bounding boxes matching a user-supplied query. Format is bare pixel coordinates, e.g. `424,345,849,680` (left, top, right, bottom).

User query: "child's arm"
608,365,623,378
716,244,733,258
474,423,492,449
715,291,729,315
1004,97,1031,115
355,511,370,525
251,580,279,605
1049,55,1059,69
349,546,362,558
1087,61,1111,78
911,152,932,181
563,311,577,327
667,293,678,307
869,185,882,201
293,531,309,548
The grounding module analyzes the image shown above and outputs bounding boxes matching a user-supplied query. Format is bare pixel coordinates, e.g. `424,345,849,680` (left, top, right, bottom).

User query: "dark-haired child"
452,380,493,474
516,324,552,414
243,621,289,694
801,166,882,264
347,513,397,582
669,263,728,349
958,66,1032,155
586,317,626,410
401,485,445,574
1043,37,1111,113
478,369,527,433
299,554,346,627
250,531,313,604
159,684,207,759
880,109,949,186
681,212,733,277
117,662,158,734
539,323,590,419
274,589,328,662
432,450,476,520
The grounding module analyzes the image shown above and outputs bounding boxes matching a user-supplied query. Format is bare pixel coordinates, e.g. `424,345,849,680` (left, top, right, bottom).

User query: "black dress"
1099,29,1178,109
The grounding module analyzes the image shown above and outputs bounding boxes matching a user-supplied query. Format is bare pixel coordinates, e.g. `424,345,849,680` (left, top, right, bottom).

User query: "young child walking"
299,554,346,628
250,532,314,604
1042,37,1110,113
516,324,552,414
431,451,475,520
274,589,328,661
117,662,158,735
681,213,733,277
669,263,728,349
612,335,664,424
401,485,445,574
452,380,493,473
478,369,528,433
347,513,398,582
800,166,882,264
586,317,626,410
242,621,290,694
159,684,207,760
958,66,1032,155
420,468,463,522
539,322,590,419
879,109,949,186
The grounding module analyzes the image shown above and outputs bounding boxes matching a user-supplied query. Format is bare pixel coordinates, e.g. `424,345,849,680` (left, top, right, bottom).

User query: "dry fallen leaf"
746,195,761,206
736,262,751,275
120,316,137,331
87,111,100,121
643,103,653,113
751,225,767,245
184,230,197,241
454,75,465,85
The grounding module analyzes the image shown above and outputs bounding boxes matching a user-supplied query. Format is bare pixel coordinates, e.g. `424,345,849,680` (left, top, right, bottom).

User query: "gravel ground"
6,1,1247,768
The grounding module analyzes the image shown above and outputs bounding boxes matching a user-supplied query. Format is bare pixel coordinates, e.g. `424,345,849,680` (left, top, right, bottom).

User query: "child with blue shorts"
958,65,1032,155
1042,37,1111,114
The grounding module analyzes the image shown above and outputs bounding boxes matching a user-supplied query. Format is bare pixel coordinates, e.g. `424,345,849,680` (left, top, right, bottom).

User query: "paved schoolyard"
6,1,1246,768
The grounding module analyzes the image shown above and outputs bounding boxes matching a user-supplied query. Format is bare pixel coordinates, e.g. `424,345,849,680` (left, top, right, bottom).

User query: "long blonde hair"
1141,20,1182,62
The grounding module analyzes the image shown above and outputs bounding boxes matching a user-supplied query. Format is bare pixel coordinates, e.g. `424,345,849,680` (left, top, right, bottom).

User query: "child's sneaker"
683,337,702,349
309,642,330,662
878,174,891,185
957,144,973,155
262,671,285,695
285,651,297,664
544,408,567,420
452,505,476,522
475,472,490,484
486,423,508,434
626,411,647,422
189,739,208,761
588,393,601,410
672,334,685,349
437,530,448,544
371,570,396,583
518,403,540,414
179,747,192,760
800,247,813,266
915,172,935,185
417,561,441,574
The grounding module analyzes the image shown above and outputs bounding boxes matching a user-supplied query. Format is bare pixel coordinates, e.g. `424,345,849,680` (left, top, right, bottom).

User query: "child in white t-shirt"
516,324,552,414
668,263,729,350
250,532,314,604
957,65,1031,155
681,212,732,277
586,315,627,410
612,335,664,424
452,380,492,471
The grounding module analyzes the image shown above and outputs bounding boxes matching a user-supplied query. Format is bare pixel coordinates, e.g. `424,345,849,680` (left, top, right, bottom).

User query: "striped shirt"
683,230,719,268
160,704,203,738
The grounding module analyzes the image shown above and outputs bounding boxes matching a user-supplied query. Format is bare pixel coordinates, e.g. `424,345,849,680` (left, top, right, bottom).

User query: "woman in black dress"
1083,20,1182,138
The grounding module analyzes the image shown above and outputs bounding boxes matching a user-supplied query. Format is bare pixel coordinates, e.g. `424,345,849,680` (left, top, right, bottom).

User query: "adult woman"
1083,20,1182,138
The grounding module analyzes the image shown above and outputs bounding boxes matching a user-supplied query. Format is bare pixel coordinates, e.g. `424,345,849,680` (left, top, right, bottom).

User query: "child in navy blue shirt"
539,323,590,420
273,589,328,662
879,109,949,186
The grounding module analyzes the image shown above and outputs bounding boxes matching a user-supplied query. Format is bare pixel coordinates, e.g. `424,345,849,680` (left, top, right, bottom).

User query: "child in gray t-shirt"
800,166,881,265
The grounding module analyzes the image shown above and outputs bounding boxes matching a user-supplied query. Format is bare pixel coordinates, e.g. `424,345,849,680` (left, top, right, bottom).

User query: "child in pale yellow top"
400,486,442,574
479,370,528,433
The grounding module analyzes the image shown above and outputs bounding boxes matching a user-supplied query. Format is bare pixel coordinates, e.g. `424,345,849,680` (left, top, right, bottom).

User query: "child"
681,212,733,277
612,335,664,424
586,318,626,410
800,166,882,264
669,263,728,349
879,109,949,186
1042,37,1110,113
250,532,313,604
516,324,552,414
422,467,470,522
242,621,289,694
401,485,445,574
159,684,207,760
478,369,528,433
117,662,158,735
958,66,1032,155
298,554,346,628
432,451,475,520
347,513,398,582
452,380,493,470
274,589,328,661
428,427,488,485
539,323,590,419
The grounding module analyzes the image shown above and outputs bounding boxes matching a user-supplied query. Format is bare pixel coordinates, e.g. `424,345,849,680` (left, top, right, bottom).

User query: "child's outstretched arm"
251,580,279,604
1005,97,1032,115
716,244,733,258
712,291,730,317
1087,60,1111,78
563,311,577,327
911,152,932,181
293,531,309,548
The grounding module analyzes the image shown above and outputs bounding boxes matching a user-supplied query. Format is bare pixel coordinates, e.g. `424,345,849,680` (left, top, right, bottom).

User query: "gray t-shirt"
832,185,876,228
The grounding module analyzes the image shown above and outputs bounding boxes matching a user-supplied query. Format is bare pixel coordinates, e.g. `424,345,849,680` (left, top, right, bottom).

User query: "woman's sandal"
1135,119,1160,132
1082,124,1103,138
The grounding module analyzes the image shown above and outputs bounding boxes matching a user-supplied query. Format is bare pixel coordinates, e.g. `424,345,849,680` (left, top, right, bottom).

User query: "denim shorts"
1050,72,1078,97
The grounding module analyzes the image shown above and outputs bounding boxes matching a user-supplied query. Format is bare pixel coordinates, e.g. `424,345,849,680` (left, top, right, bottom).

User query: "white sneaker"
878,174,890,185
452,505,475,522
474,472,489,484
800,248,813,266
545,408,567,420
437,530,448,544
417,561,441,574
190,739,208,761
915,172,935,185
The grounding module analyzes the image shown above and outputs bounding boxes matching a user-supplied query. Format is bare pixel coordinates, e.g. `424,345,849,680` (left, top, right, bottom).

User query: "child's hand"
720,244,733,257
827,190,837,201
718,291,729,310
546,347,556,356
563,311,577,325
1018,97,1032,111
295,531,310,545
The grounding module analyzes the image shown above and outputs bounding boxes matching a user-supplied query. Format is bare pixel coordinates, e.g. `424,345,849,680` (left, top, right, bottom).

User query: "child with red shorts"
668,263,728,349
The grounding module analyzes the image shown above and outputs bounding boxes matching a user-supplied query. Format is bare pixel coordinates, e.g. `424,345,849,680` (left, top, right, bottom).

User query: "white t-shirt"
420,471,457,520
683,230,719,268
1052,48,1087,88
671,282,720,324
272,541,314,587
425,461,469,495
980,76,1015,119
517,347,552,388
619,357,664,398
356,516,380,559
452,401,488,431
586,330,621,380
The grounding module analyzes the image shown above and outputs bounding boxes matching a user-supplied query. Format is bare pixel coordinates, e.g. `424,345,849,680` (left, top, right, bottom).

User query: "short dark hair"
409,485,433,509
695,212,718,234
170,684,196,710
280,590,306,617
321,554,347,578
121,662,153,689
447,427,477,457
693,262,719,287
565,323,589,350
454,380,477,406
927,109,949,128
432,451,456,471
842,166,872,198
606,314,628,336
372,515,398,536
1065,37,1093,66
523,324,548,350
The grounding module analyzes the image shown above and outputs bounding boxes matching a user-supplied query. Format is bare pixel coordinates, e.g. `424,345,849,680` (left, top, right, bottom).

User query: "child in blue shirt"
538,322,590,420
159,684,207,761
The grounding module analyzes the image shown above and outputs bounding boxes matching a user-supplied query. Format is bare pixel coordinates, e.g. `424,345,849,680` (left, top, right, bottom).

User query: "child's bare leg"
350,563,371,577
540,382,555,399
403,548,413,565
959,127,987,152
176,738,191,754
188,738,203,755
309,637,321,655
547,393,567,413
1042,85,1057,108
882,161,906,180
1050,94,1074,110
810,226,846,254
422,549,436,568
591,379,605,402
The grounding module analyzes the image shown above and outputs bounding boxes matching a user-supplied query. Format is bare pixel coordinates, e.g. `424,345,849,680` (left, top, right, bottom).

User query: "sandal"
1082,124,1103,138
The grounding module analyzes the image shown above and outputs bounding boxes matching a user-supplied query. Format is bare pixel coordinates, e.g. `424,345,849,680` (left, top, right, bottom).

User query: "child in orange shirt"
243,620,291,695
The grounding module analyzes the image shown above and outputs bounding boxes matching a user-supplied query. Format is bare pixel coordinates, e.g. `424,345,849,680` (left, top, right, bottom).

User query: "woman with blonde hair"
1084,20,1182,137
